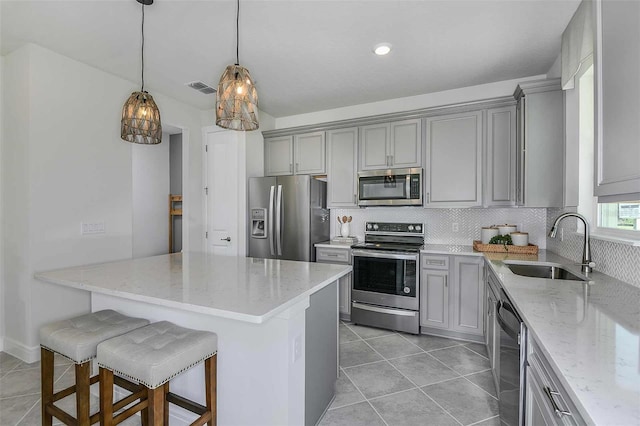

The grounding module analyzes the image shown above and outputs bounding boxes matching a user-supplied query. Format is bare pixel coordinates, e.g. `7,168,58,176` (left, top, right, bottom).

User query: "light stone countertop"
314,241,353,249
486,250,640,426
35,252,351,324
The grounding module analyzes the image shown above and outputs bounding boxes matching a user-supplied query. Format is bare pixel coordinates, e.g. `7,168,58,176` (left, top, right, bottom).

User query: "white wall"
275,75,547,129
1,44,205,361
132,131,170,258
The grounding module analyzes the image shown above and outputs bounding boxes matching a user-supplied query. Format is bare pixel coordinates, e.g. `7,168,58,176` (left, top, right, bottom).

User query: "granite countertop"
486,250,640,426
35,252,351,324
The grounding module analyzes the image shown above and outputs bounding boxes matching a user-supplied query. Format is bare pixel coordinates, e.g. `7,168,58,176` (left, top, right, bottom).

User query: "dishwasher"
497,289,527,426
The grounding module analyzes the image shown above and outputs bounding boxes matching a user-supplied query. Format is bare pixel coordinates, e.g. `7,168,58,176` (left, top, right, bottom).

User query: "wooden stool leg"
205,354,217,426
147,386,165,426
75,361,91,425
41,348,54,426
163,382,170,425
99,367,114,426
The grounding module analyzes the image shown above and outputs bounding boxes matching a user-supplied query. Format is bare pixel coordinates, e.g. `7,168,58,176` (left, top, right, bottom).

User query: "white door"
206,130,240,256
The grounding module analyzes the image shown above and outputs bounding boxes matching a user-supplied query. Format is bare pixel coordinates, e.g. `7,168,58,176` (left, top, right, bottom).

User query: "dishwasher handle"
497,301,521,343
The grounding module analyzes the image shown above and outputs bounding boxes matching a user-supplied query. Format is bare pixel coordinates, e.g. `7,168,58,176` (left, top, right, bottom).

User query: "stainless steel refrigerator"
248,175,329,261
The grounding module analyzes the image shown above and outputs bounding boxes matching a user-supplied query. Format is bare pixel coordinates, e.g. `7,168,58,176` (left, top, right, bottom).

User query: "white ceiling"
1,0,579,118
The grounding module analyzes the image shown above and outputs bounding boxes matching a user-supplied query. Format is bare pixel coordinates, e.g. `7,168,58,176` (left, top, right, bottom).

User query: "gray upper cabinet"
594,0,640,199
294,131,326,175
327,127,358,208
425,111,483,207
264,136,294,176
514,80,564,207
485,106,516,206
359,119,422,171
265,132,325,176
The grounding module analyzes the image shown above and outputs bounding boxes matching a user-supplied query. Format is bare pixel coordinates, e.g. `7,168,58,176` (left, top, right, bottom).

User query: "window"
577,61,639,240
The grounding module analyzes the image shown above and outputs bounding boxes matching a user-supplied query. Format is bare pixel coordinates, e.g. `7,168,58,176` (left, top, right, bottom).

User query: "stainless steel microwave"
358,168,423,206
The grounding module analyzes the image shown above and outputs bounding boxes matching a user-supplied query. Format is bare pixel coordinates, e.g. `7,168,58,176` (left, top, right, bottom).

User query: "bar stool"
39,309,150,426
97,321,218,426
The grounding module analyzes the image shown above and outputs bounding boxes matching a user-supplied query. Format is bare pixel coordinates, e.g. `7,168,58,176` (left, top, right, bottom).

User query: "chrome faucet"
549,212,595,274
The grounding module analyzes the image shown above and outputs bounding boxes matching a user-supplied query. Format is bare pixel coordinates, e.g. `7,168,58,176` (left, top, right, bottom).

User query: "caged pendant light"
121,0,162,144
216,0,259,131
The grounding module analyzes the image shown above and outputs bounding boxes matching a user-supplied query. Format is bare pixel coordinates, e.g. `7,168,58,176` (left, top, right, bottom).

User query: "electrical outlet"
81,222,105,235
452,223,459,232
293,335,302,362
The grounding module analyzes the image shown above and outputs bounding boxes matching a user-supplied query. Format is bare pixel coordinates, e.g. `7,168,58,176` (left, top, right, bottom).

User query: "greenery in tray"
488,234,513,251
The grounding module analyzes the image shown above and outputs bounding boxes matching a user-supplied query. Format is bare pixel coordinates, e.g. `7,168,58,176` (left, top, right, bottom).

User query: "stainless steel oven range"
351,222,424,334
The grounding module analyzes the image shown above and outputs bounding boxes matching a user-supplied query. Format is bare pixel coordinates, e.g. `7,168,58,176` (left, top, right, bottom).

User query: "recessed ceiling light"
373,43,392,56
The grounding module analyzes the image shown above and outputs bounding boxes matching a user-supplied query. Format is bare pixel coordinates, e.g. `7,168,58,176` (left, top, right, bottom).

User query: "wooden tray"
473,240,539,254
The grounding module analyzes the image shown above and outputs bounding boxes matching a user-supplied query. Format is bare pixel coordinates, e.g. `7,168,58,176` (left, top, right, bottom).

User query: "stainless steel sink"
504,262,588,282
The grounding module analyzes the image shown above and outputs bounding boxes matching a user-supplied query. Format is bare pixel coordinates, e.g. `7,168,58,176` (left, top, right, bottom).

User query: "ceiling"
0,0,580,118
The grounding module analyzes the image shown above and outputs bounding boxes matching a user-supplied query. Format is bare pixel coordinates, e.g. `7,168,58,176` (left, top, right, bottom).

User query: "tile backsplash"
546,208,640,288
331,208,548,248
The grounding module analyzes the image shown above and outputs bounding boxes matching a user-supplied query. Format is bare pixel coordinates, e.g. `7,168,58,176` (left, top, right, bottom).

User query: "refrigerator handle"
276,185,283,256
269,185,275,256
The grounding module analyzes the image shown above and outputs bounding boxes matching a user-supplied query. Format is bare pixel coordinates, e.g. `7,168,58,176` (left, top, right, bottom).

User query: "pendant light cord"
141,3,145,92
235,0,239,65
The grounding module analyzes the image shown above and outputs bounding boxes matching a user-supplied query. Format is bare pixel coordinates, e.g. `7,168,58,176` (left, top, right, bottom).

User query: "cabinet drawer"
421,255,449,270
528,338,584,425
316,248,351,264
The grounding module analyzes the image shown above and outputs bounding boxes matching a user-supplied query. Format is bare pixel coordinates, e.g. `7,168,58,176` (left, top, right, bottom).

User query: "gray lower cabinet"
327,127,358,208
420,254,483,338
316,246,351,320
485,267,500,391
514,80,565,207
424,111,483,207
526,334,585,425
594,0,640,199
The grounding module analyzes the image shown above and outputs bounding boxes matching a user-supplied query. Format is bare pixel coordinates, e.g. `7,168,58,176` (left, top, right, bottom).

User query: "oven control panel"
365,222,423,234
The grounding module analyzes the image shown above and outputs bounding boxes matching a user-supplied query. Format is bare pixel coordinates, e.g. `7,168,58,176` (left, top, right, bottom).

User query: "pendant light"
121,0,162,144
216,0,259,131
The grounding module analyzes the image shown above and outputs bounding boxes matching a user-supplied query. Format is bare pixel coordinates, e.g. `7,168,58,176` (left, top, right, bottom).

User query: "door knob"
221,237,231,242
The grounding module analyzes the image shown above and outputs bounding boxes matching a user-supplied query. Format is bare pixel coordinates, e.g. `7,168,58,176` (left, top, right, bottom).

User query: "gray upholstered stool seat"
40,309,150,363
39,310,150,426
97,321,218,426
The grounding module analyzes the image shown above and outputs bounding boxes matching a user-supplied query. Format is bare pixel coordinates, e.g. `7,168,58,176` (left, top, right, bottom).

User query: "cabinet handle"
444,276,448,287
353,194,357,204
296,163,299,173
289,163,293,173
426,192,430,204
390,155,394,166
543,387,572,418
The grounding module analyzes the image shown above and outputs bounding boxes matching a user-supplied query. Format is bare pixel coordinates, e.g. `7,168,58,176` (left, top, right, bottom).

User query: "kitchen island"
36,252,351,426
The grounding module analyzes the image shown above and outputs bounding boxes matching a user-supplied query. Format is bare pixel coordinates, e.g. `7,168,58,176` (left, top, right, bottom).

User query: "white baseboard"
3,336,40,363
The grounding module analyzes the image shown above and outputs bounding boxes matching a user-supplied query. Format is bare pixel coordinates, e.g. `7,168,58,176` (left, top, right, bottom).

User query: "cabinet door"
339,273,352,319
485,106,516,206
390,119,422,168
595,0,640,198
359,123,390,171
327,128,358,207
420,269,449,329
265,136,293,176
425,111,483,207
294,132,326,175
451,256,484,336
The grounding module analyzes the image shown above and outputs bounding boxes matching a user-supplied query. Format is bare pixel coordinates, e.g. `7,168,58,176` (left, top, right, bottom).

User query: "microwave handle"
405,174,410,199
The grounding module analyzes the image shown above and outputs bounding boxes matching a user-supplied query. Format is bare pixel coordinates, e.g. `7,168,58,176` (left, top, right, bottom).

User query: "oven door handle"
352,302,417,317
352,250,418,261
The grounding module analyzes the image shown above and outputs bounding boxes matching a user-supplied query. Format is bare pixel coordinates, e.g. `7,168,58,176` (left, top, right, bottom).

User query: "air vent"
186,81,216,95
